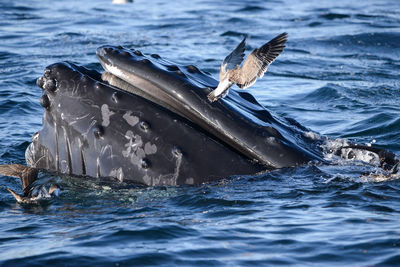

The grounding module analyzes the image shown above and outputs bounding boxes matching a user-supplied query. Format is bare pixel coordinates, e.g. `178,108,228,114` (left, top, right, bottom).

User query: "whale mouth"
96,46,193,120
96,45,216,122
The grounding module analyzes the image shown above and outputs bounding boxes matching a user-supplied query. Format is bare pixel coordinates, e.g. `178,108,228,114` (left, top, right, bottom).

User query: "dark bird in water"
0,164,60,204
208,32,288,102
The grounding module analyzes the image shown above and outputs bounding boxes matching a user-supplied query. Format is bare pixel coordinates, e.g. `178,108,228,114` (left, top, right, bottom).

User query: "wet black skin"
26,46,334,186
14,46,399,186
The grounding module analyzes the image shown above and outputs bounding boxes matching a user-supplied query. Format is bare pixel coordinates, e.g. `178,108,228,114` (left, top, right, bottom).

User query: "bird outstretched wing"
0,164,38,196
232,32,287,89
220,37,246,79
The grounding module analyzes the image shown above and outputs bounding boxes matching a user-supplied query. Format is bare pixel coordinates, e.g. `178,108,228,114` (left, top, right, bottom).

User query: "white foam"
320,138,380,165
360,171,399,183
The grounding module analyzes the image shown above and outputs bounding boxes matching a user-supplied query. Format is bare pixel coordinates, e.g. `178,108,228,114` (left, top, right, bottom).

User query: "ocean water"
1,0,400,265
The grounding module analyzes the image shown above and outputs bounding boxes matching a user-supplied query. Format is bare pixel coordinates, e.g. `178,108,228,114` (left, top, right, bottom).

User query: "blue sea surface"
1,0,400,265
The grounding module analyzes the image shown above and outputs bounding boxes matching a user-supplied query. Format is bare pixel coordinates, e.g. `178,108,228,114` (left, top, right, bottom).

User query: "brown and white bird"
0,164,60,204
207,32,288,102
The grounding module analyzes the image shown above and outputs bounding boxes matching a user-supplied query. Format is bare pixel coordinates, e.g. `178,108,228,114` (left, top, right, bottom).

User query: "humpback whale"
1,35,399,201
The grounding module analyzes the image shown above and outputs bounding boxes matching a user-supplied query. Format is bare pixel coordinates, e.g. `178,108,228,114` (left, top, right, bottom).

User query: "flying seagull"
208,32,288,102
